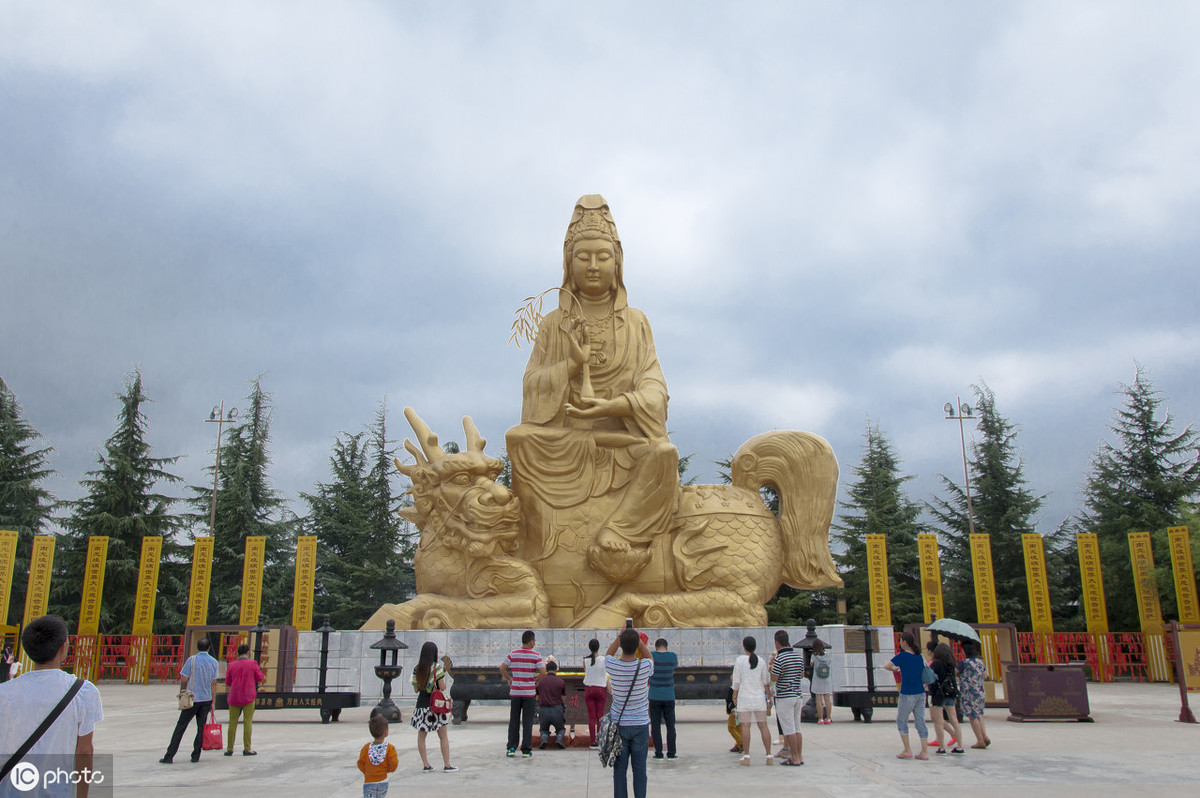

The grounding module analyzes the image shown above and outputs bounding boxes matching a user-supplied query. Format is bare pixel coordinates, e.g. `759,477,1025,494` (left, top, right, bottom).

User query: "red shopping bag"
202,708,223,750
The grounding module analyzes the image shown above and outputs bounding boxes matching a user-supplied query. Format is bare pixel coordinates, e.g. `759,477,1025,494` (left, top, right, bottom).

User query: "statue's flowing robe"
506,305,679,555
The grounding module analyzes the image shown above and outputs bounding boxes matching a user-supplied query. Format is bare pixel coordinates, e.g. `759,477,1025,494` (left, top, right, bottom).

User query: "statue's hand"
566,317,588,371
565,395,629,420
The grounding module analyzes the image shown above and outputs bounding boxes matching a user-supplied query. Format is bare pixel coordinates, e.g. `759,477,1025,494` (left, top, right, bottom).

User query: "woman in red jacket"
225,643,266,755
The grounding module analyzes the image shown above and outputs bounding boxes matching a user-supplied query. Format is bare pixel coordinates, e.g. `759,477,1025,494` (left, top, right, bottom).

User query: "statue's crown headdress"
564,194,621,252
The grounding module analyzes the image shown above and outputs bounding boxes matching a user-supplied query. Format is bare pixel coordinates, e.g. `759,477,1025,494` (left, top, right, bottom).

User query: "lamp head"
944,402,954,416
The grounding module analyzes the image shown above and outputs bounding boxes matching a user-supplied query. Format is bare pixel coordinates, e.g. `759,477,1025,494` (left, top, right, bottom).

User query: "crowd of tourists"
0,616,994,798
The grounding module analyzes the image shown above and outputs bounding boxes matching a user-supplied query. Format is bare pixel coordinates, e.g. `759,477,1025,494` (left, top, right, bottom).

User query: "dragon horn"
462,416,487,453
403,406,444,464
393,456,416,479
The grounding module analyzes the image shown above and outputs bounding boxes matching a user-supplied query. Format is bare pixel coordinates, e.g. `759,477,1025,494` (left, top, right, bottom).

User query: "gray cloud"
3,1,1199,539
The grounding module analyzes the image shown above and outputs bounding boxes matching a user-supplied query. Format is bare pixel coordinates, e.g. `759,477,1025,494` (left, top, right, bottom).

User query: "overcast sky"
3,1,1199,541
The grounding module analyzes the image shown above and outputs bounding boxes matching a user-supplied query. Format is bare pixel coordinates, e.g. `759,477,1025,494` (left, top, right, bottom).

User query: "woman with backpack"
410,641,457,771
808,639,833,724
929,642,964,754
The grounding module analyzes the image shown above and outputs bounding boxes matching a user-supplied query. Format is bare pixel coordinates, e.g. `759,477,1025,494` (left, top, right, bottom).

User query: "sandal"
738,755,750,766
780,759,804,766
896,752,913,759
915,753,929,761
765,755,774,766
971,742,987,749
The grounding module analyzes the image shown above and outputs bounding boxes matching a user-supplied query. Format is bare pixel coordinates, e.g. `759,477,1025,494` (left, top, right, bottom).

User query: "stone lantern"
369,619,408,722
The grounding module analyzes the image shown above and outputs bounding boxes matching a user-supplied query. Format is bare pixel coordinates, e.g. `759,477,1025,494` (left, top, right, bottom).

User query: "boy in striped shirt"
500,629,546,757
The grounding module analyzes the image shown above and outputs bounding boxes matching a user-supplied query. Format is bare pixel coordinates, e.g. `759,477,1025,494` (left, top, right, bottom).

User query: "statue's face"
570,238,617,299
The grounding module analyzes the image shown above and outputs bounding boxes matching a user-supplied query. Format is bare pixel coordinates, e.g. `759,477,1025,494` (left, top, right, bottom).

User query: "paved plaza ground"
98,680,1197,796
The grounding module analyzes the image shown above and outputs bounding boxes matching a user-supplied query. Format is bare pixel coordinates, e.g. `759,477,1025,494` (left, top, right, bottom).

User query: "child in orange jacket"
358,715,399,796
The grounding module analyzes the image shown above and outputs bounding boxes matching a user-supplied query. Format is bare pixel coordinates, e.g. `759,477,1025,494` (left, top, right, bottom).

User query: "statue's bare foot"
596,529,630,552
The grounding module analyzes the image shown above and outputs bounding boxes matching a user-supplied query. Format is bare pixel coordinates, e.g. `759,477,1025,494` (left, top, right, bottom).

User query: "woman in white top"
731,635,773,766
582,638,608,749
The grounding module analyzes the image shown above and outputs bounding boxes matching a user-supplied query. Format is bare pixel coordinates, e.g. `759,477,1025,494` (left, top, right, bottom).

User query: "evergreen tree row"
824,367,1200,632
2,372,414,633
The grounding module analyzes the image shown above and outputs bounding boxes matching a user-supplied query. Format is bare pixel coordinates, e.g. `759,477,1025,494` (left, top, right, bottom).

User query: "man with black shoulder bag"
604,625,654,798
0,614,103,797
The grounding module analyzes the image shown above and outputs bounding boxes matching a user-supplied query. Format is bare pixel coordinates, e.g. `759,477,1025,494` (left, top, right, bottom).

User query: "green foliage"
929,384,1046,629
677,452,698,486
1073,366,1200,630
497,450,512,489
191,377,294,625
302,402,415,628
832,421,923,629
765,586,841,626
0,377,57,626
52,371,187,632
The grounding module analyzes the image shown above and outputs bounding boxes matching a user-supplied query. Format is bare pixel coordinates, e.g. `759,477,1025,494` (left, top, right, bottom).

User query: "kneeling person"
538,660,567,749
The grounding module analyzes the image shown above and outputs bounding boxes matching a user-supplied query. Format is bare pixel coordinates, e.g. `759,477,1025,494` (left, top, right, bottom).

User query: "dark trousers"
165,700,212,761
539,703,565,745
507,696,537,753
649,699,676,757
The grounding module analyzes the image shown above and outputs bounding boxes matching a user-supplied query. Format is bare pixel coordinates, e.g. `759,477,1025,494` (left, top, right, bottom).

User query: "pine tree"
0,377,57,627
192,377,293,625
1074,366,1200,630
929,384,1046,628
52,370,186,632
304,404,415,628
831,421,923,628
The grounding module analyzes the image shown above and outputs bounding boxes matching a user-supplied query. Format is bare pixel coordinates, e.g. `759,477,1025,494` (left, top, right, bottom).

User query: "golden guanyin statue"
363,195,842,630
507,195,679,587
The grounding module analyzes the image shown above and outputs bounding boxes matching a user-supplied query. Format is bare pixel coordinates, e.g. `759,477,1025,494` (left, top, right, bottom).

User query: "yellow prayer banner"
1076,533,1108,634
292,536,318,631
131,537,162,635
1168,526,1199,624
918,533,944,623
1022,534,1054,633
1128,531,1164,633
970,533,999,624
240,536,266,626
187,537,214,627
0,530,18,625
77,536,109,636
22,536,55,624
1176,627,1200,693
865,534,891,627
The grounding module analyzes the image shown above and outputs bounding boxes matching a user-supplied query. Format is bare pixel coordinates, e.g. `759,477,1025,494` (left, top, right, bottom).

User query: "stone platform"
296,625,841,702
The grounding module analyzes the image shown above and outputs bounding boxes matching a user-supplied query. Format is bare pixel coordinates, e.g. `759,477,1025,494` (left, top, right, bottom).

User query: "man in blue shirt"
161,637,220,763
649,637,678,760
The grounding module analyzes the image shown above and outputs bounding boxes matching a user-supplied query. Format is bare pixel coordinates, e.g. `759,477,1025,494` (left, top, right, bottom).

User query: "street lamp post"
944,397,978,536
205,402,239,532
